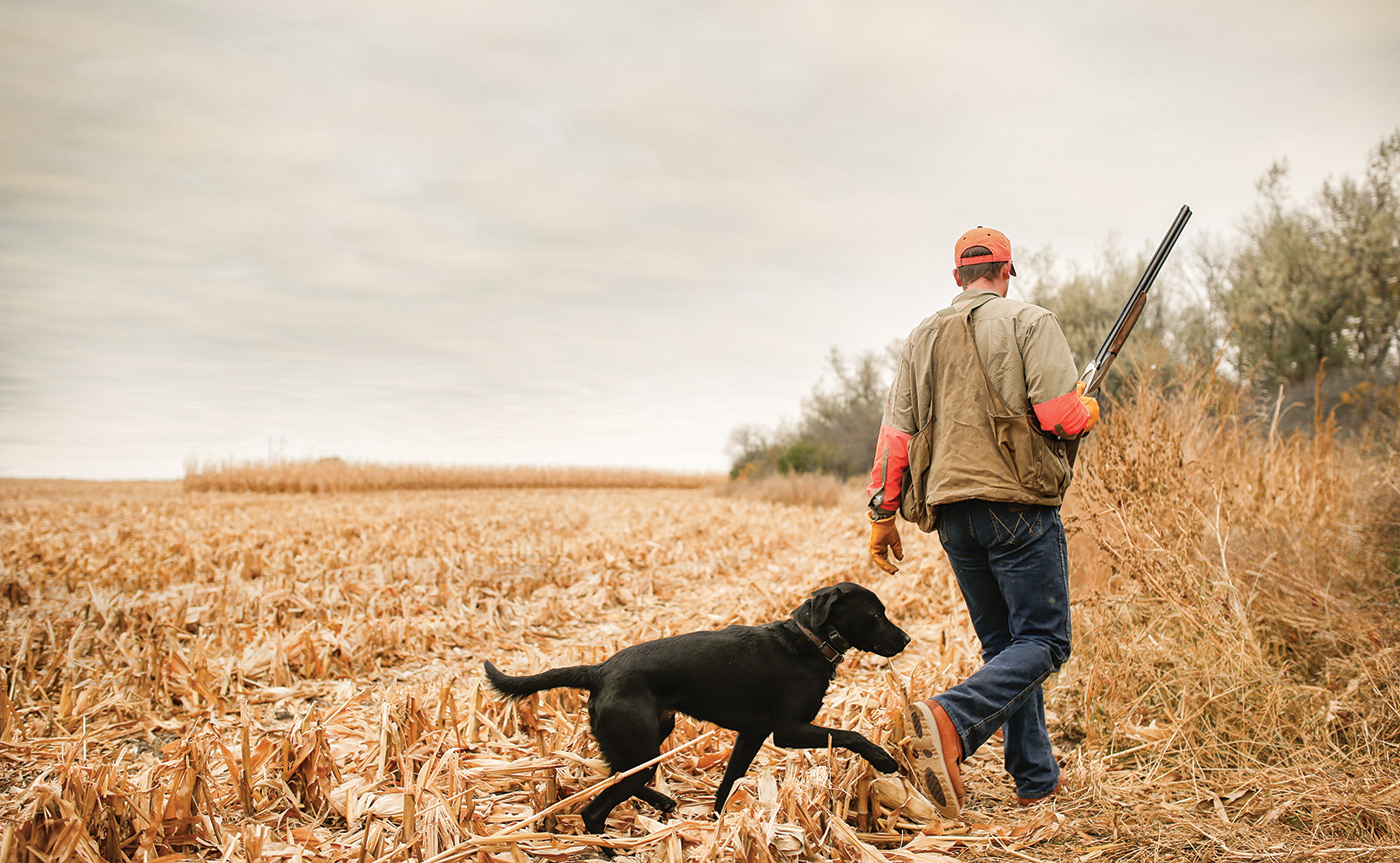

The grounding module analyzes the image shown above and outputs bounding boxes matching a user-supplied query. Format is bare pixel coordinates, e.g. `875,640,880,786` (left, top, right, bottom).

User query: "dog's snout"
873,620,912,657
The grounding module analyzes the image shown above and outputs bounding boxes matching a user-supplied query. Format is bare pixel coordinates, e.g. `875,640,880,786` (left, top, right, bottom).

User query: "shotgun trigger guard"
1080,361,1101,397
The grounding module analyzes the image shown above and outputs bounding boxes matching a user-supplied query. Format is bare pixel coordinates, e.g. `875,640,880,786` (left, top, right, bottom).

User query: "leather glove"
868,512,903,574
1076,380,1100,434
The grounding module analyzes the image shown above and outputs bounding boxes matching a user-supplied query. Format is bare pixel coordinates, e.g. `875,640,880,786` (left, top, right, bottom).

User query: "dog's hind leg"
635,786,677,813
580,696,670,834
581,757,664,833
713,731,766,813
631,709,678,814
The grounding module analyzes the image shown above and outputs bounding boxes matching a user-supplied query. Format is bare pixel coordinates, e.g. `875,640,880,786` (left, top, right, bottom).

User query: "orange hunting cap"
954,226,1016,276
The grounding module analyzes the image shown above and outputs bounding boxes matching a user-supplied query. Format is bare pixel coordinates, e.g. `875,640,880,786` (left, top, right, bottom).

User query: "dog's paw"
637,788,676,814
869,750,900,773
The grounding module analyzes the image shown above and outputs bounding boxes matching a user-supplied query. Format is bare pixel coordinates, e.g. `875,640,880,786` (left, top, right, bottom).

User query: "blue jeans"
931,499,1072,799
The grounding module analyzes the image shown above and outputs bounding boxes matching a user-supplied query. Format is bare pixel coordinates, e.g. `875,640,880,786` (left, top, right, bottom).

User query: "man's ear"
953,267,964,287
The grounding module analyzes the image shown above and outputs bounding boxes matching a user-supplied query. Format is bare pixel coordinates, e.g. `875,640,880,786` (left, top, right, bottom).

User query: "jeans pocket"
988,504,1047,547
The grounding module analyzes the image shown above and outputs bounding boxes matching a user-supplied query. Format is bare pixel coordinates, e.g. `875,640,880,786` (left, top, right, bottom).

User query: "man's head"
953,226,1015,293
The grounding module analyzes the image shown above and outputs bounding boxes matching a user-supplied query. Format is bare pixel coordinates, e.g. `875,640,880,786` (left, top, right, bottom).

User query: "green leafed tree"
1319,133,1400,375
794,347,894,478
1021,243,1211,395
1208,131,1400,387
727,346,896,480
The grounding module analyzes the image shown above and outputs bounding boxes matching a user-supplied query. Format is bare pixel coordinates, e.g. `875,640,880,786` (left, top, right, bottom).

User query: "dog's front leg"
771,723,899,774
713,731,766,813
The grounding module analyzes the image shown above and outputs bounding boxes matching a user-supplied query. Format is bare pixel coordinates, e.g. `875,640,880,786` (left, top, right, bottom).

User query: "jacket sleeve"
1022,312,1093,439
866,343,919,512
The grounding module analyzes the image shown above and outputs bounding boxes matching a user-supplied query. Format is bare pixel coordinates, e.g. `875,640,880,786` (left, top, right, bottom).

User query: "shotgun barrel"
1079,204,1193,397
1064,205,1192,469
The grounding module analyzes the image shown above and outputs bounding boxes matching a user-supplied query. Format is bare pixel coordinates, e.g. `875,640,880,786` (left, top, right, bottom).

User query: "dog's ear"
807,590,835,630
806,584,849,629
807,582,867,629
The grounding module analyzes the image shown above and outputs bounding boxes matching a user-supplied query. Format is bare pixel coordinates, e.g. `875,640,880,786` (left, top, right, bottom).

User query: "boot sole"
906,700,962,819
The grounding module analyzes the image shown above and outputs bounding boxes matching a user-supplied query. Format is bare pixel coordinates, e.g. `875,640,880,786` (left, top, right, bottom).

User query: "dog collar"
792,617,845,666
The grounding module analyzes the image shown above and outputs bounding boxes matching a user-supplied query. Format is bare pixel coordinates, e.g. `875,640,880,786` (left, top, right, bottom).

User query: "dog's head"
798,582,910,658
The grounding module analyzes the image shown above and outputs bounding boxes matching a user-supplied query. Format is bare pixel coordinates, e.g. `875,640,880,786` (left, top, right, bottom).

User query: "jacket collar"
941,288,1002,317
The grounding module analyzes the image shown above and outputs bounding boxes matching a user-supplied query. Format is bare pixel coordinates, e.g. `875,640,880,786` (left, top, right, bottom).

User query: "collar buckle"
793,617,845,666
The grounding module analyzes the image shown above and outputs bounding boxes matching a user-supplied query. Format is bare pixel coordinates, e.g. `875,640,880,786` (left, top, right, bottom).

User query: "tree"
794,347,893,478
725,424,781,480
1209,131,1400,387
1022,244,1210,394
727,346,897,480
1318,132,1400,375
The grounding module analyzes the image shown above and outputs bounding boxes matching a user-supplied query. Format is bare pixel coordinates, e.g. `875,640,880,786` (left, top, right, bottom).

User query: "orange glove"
868,512,903,574
1076,381,1100,435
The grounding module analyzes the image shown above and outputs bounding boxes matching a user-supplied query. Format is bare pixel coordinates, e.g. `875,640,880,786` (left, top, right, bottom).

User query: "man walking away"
864,227,1099,816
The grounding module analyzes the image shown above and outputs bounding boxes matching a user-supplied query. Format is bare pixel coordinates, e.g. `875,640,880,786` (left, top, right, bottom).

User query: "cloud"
2,0,1399,477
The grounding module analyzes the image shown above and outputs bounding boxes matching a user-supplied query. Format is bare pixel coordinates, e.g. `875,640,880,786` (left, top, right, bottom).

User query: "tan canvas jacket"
869,289,1084,524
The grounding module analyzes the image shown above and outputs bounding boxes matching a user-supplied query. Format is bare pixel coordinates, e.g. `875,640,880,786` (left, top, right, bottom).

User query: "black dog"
483,582,910,835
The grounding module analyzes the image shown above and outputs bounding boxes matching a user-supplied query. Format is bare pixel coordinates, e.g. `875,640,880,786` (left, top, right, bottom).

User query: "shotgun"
1067,204,1192,464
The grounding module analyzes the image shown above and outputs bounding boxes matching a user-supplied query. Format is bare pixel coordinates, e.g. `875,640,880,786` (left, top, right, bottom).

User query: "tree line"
728,130,1400,480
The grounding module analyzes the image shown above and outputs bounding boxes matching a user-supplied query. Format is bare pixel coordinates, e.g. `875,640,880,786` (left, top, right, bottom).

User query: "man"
864,226,1098,817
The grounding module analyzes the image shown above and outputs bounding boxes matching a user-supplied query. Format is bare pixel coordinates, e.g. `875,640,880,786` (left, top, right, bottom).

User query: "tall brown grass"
183,457,725,493
1056,366,1400,852
713,472,864,509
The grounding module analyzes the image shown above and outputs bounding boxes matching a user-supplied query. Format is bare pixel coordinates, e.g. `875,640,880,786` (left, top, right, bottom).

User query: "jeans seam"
1057,513,1072,647
990,507,1044,546
991,509,1010,543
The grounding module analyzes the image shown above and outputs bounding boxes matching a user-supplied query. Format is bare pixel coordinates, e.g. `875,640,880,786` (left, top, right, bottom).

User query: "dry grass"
183,458,725,494
1,390,1397,862
713,473,864,509
1055,371,1400,859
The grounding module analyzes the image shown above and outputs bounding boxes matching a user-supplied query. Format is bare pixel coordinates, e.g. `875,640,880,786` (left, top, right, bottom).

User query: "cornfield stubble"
1,378,1397,862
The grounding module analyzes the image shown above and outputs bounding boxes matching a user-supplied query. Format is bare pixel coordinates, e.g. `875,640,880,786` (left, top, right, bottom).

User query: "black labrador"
483,582,910,835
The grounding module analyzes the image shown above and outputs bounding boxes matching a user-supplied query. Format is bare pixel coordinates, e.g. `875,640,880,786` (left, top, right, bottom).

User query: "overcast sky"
3,0,1398,479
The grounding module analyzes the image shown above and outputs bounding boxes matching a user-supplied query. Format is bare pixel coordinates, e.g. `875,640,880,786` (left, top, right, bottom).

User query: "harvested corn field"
2,482,1005,862
181,461,724,494
2,383,1398,863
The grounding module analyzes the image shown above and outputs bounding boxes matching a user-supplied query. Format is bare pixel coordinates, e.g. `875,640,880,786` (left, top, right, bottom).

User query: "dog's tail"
483,660,601,698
